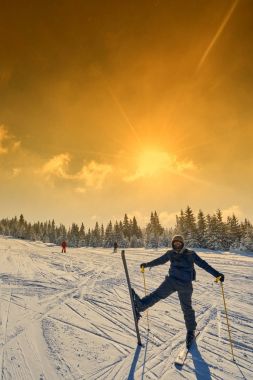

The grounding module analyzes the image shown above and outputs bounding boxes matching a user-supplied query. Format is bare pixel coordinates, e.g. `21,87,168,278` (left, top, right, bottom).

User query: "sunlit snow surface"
0,237,252,379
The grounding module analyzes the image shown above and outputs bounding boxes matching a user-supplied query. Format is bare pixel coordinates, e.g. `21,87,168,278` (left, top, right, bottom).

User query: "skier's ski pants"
140,275,197,331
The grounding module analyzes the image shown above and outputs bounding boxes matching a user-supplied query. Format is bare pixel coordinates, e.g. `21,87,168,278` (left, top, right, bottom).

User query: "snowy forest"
0,206,253,252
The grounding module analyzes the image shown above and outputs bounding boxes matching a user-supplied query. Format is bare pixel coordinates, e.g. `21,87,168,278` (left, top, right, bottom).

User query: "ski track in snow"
0,238,252,379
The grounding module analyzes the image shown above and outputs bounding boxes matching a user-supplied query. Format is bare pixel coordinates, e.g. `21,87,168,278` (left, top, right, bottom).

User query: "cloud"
127,211,150,227
124,150,196,182
0,124,22,155
75,161,113,189
40,153,113,190
127,210,178,228
12,141,22,151
0,125,9,154
159,211,179,228
11,168,22,178
221,205,245,220
0,68,12,84
75,187,86,194
40,153,71,180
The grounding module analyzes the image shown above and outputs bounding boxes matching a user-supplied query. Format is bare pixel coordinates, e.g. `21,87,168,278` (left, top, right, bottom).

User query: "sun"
124,147,196,182
137,149,173,177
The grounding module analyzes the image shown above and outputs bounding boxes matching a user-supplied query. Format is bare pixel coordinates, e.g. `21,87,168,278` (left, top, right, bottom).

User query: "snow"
0,237,252,379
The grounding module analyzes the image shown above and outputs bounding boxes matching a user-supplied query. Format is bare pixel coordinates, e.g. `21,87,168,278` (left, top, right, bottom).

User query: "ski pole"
141,266,150,331
215,276,235,362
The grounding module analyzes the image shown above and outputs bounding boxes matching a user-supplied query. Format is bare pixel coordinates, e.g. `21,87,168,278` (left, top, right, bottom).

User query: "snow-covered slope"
0,237,252,379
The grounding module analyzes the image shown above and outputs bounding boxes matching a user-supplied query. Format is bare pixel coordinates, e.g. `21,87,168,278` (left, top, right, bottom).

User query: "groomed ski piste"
0,236,252,380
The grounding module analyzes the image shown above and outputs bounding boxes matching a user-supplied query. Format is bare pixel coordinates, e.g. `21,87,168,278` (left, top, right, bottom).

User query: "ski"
175,330,200,366
121,250,143,346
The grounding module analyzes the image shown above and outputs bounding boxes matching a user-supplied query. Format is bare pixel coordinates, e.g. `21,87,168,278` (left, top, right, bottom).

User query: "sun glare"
137,149,172,177
124,147,196,182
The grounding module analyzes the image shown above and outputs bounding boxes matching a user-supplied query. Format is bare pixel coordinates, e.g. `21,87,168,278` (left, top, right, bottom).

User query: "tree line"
0,207,253,251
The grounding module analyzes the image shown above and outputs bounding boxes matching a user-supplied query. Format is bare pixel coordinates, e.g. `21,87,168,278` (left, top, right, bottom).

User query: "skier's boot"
131,288,143,321
186,330,195,349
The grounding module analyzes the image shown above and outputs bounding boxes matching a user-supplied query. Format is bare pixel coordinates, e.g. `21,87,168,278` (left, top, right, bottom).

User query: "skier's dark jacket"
145,249,220,283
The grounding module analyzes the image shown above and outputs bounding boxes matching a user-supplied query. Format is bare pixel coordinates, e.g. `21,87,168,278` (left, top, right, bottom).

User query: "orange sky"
0,0,253,227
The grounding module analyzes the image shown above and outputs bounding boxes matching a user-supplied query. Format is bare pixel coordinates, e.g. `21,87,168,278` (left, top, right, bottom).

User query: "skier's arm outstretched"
140,252,171,269
193,252,224,281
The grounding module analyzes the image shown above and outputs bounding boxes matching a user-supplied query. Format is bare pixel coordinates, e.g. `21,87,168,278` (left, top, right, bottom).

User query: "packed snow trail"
0,237,252,379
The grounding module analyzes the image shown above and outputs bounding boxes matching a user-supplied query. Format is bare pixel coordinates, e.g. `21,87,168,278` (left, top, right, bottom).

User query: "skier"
61,240,67,253
132,235,224,348
113,241,118,253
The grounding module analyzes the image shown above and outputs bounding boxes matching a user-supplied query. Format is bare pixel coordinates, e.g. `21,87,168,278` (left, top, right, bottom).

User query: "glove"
140,263,147,269
216,273,224,282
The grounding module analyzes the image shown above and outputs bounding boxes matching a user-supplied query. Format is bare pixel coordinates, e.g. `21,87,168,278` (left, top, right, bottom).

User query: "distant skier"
113,241,118,253
132,235,224,348
61,240,67,253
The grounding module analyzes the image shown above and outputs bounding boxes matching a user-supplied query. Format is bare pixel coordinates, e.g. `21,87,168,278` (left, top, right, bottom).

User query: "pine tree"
206,214,220,250
91,222,101,247
25,223,33,240
160,228,172,247
215,209,227,250
123,214,130,242
118,220,129,247
184,206,198,247
100,224,105,247
42,221,50,243
1,208,253,252
79,223,86,247
48,219,56,243
226,214,241,250
145,211,164,248
18,214,26,239
114,221,124,247
68,223,79,247
175,210,187,237
240,225,253,251
104,221,113,248
85,228,91,246
197,210,207,248
56,224,67,245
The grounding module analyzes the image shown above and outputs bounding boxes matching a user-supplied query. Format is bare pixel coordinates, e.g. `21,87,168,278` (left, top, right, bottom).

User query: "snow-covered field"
0,237,252,380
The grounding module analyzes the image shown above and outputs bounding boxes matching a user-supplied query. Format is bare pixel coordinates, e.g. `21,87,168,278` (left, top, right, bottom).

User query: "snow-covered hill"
0,237,252,379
